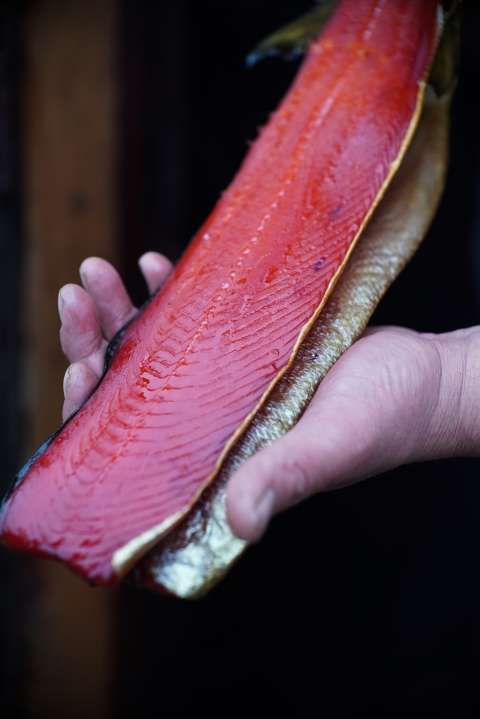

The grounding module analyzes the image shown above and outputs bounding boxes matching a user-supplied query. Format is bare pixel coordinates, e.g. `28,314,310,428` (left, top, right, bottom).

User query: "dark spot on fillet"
329,206,342,219
312,259,326,271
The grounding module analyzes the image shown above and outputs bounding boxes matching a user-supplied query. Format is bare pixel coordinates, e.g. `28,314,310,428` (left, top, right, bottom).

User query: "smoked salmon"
0,0,442,587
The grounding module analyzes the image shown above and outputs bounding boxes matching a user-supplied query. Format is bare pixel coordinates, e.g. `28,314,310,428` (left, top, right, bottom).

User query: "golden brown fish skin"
131,91,450,599
246,0,338,66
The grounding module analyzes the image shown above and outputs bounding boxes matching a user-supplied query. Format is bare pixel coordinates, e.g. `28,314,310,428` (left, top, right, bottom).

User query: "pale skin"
59,254,480,543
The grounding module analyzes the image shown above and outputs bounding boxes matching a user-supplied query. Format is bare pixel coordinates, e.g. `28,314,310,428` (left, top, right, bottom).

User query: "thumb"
225,403,382,543
225,328,449,542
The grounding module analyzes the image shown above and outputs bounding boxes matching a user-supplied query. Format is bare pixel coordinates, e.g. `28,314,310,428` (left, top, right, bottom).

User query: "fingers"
79,253,173,337
59,283,106,378
138,252,174,295
62,362,101,421
79,257,137,340
60,253,173,422
60,255,136,420
59,282,108,417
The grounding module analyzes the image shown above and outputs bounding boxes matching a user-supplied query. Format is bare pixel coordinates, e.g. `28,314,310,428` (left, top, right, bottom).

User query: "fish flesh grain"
0,0,440,586
137,2,459,598
134,91,451,598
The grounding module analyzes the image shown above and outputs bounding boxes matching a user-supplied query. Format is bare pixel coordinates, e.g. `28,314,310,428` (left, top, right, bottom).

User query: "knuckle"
278,455,313,507
76,336,101,362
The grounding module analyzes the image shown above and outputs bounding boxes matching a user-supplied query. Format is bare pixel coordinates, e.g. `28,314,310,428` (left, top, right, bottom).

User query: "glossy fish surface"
0,0,440,585
136,91,450,598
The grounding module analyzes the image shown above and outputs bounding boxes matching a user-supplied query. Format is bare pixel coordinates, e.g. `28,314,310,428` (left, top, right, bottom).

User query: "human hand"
58,253,173,421
59,255,480,545
227,324,480,541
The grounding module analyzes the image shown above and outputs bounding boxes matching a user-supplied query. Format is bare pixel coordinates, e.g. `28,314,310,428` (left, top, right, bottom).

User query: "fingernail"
63,364,73,398
58,290,65,321
251,488,276,543
79,269,90,293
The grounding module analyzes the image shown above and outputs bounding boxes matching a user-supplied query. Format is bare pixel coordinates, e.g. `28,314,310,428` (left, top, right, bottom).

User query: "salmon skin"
0,0,440,586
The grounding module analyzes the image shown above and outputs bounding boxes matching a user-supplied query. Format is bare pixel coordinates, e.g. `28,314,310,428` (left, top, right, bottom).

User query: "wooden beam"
21,1,118,716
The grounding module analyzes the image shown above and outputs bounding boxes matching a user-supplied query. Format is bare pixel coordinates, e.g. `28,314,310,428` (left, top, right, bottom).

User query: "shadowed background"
1,1,480,717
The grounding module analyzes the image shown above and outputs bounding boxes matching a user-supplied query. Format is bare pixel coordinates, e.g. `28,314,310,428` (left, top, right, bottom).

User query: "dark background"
0,1,28,713
2,1,480,716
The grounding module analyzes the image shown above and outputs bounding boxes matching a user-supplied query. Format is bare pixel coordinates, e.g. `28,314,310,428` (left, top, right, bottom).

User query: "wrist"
420,327,480,459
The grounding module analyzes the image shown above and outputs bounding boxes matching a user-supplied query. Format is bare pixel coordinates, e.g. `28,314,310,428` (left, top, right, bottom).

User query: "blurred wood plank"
21,1,118,717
